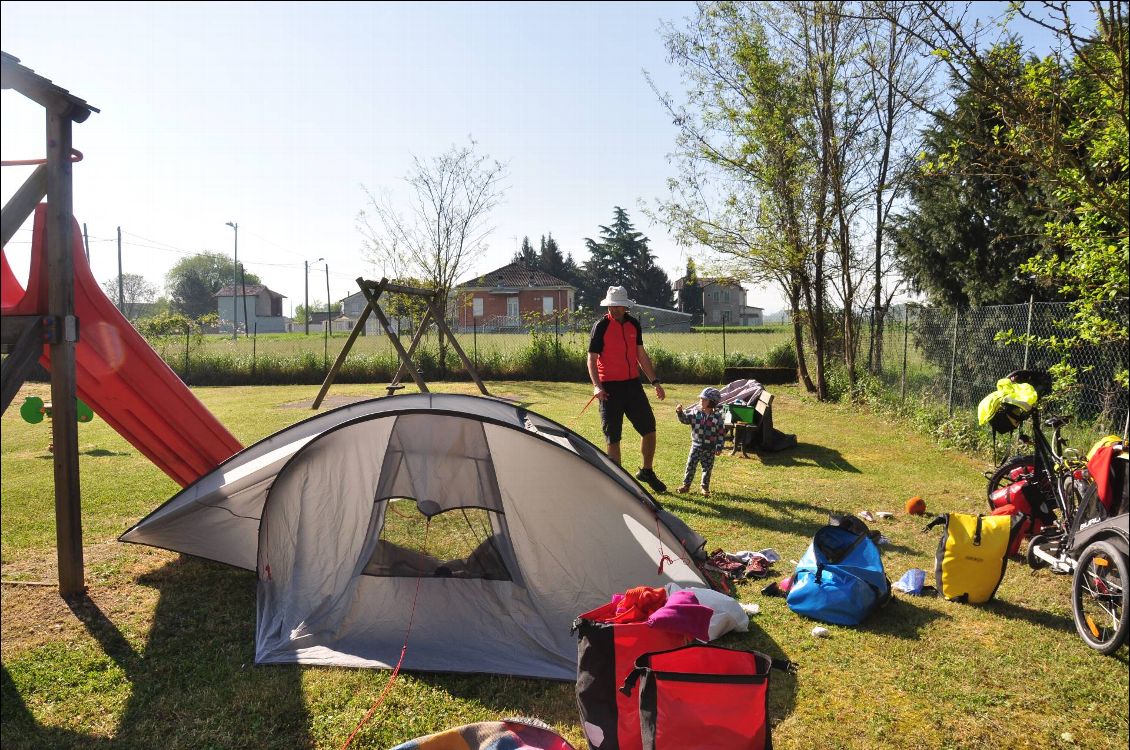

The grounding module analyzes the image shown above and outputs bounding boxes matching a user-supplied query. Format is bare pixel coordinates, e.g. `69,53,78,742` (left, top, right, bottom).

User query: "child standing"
675,387,726,497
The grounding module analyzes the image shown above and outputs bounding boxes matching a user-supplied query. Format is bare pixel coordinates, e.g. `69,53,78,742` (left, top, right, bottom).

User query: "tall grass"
150,330,797,386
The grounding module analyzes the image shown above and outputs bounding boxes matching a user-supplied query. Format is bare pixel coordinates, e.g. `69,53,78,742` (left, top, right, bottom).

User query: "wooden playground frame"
312,277,489,408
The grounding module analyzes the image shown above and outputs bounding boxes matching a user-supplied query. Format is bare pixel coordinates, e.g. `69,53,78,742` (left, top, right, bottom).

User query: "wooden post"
312,279,378,409
388,307,434,390
428,297,489,395
45,109,85,597
361,281,430,393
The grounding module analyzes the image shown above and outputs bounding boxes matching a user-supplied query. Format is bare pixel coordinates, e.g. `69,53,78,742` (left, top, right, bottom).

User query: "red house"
453,262,575,330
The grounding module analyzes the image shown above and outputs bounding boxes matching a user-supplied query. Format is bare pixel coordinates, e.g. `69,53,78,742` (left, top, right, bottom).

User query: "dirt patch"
1,544,175,656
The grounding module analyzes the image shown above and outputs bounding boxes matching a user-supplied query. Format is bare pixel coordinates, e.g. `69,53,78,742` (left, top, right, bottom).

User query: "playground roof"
1,52,99,122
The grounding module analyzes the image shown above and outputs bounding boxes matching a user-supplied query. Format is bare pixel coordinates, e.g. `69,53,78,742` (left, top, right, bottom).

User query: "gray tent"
121,393,710,680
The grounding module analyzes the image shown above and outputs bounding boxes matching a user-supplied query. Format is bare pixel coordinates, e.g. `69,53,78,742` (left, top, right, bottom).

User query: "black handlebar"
1004,369,1054,397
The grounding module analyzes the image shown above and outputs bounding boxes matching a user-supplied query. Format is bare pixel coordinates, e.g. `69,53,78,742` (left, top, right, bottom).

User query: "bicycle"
982,370,1091,571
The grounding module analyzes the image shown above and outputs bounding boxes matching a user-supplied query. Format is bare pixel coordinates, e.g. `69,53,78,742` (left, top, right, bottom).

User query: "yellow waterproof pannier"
927,513,1023,604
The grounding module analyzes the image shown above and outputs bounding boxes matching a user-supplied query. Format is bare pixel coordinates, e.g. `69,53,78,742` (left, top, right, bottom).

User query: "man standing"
587,286,667,492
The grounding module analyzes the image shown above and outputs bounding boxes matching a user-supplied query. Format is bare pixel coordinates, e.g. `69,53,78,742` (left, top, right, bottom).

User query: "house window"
723,291,730,303
472,297,484,317
713,291,720,302
722,310,731,323
507,297,519,320
543,296,554,315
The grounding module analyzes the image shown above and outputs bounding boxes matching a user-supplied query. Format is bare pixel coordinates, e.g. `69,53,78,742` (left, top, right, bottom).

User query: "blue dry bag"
786,520,891,626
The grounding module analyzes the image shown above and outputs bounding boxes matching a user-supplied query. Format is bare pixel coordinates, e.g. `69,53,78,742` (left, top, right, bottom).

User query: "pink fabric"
647,589,713,641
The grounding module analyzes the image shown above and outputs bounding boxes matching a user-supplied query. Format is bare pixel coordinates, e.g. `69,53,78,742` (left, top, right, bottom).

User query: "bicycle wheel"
986,454,1036,510
1070,539,1129,655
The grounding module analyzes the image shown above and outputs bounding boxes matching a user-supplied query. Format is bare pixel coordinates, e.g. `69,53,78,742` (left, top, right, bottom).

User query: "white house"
214,284,289,334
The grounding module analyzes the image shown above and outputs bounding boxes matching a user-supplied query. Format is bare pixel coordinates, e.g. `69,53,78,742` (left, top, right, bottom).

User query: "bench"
723,390,774,458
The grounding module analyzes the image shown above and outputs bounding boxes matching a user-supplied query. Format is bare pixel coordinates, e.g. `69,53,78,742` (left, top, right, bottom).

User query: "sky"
2,0,740,315
1,2,1074,318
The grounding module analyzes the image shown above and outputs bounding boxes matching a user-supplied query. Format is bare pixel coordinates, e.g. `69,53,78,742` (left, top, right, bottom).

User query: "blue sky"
2,1,729,313
1,2,1071,317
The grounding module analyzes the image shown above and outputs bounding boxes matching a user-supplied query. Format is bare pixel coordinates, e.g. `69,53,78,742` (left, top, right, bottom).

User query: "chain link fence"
863,299,1129,433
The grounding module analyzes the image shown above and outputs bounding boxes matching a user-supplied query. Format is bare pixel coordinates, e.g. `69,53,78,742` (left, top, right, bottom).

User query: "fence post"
473,316,478,369
1022,293,1034,369
901,304,909,404
323,320,329,373
722,318,727,364
867,307,875,373
252,323,257,376
184,324,190,382
555,311,560,368
947,308,960,417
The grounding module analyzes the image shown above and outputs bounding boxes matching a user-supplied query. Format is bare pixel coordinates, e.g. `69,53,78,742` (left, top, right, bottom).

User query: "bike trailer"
574,599,691,750
620,643,795,750
927,512,1025,603
786,518,891,625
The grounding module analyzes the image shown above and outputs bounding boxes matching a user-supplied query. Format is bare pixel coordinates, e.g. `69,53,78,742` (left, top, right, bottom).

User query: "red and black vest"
589,313,643,383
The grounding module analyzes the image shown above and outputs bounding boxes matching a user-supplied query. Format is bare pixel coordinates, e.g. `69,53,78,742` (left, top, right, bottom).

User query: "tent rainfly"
120,393,711,680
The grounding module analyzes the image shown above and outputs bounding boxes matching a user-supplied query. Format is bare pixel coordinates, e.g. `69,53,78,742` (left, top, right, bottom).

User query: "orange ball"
905,496,926,516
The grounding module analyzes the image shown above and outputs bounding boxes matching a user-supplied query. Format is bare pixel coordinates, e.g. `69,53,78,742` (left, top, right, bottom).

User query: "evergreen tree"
512,236,539,267
891,57,1053,307
677,259,704,317
538,233,566,278
581,207,673,310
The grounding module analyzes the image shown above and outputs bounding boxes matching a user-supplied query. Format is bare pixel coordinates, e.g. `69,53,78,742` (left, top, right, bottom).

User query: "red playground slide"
2,204,243,486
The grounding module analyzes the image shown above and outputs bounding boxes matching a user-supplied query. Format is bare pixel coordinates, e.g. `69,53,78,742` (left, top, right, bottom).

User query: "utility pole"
117,226,124,312
324,262,331,370
226,221,238,339
305,257,323,335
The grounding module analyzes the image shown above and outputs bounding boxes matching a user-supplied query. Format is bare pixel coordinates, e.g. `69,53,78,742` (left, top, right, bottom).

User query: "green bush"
764,341,798,369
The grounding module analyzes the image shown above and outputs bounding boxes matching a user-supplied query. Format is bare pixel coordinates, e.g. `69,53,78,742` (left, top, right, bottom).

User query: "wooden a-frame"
312,277,489,408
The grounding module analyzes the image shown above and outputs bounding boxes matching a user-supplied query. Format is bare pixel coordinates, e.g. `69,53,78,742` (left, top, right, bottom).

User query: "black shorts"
599,380,656,444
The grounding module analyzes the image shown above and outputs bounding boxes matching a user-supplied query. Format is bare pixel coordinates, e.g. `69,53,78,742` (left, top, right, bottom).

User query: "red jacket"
588,313,643,383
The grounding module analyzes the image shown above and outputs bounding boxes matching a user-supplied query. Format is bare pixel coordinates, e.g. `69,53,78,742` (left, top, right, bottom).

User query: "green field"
2,380,1126,749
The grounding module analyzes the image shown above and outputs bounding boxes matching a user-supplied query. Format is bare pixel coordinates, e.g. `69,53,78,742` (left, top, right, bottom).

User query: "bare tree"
101,272,157,322
857,0,938,373
358,139,508,365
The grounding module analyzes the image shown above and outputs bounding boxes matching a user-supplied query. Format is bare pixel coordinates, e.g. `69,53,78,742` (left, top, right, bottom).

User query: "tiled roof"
456,262,572,289
214,284,286,298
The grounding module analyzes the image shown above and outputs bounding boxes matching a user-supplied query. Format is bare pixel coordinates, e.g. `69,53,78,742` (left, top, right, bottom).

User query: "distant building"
453,262,575,330
674,277,763,327
628,303,694,333
214,283,289,333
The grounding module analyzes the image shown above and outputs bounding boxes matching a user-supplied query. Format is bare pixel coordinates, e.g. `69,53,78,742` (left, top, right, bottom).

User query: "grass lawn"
2,380,1127,749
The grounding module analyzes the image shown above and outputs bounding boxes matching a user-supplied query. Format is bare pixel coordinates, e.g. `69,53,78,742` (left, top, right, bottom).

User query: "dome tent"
120,393,711,680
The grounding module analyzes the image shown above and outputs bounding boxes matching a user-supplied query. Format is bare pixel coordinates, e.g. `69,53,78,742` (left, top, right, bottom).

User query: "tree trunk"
789,280,815,392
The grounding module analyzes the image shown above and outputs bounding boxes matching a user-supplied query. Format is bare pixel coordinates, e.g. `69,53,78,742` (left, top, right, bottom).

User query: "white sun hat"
599,286,635,307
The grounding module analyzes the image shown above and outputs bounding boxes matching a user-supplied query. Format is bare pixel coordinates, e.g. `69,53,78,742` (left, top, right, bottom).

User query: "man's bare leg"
607,442,622,465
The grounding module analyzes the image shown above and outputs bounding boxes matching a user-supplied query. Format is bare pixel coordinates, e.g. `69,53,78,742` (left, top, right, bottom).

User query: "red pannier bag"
620,643,795,750
574,599,692,750
989,480,1045,556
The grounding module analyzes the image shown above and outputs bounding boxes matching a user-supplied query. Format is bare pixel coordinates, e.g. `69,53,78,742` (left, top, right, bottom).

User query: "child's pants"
683,444,717,489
